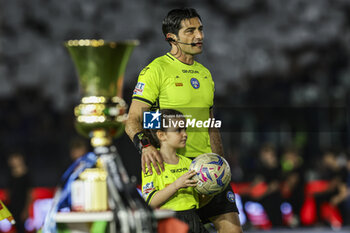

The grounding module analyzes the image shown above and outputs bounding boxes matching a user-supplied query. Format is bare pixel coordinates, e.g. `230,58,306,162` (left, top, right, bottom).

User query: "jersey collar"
166,53,197,67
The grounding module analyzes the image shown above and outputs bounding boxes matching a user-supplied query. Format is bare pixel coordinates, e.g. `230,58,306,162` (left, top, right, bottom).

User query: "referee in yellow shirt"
126,8,243,233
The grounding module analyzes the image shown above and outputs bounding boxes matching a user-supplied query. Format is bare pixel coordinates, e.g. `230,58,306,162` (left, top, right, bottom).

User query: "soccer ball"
189,153,231,195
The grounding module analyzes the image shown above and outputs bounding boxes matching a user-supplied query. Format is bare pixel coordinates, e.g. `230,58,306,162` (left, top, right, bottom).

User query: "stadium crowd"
1,0,350,230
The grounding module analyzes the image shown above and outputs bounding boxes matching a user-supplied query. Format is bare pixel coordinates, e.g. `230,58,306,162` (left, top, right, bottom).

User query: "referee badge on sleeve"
226,191,236,203
133,82,145,95
142,182,155,199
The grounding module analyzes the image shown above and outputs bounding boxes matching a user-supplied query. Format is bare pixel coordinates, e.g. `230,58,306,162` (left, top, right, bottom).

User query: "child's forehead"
164,116,187,131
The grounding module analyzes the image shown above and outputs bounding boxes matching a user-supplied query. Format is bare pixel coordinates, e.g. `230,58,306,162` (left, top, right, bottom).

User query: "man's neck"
169,49,194,65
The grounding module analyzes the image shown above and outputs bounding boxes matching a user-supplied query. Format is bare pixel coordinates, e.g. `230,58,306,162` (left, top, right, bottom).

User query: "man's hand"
126,100,165,174
142,145,165,175
173,170,198,190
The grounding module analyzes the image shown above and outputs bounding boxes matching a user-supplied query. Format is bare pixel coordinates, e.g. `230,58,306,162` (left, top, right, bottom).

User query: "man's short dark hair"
162,8,202,37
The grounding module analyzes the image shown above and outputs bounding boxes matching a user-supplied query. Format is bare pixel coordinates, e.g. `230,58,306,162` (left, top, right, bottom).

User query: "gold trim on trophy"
65,39,139,147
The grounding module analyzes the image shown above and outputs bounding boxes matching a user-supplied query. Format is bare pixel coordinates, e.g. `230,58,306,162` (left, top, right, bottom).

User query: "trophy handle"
65,39,139,146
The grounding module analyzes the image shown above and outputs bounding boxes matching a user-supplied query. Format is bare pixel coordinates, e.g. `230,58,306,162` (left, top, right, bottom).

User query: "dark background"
0,0,350,186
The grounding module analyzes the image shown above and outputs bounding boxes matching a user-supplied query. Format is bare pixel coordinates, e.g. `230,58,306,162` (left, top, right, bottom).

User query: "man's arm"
125,100,164,175
125,100,148,138
208,109,224,157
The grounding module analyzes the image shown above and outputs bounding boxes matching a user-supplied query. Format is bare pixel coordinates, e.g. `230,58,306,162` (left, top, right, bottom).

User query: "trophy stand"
44,40,157,233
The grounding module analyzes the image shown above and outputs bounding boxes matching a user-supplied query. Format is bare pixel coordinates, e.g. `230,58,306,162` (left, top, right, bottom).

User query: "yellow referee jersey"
132,53,215,158
141,154,198,211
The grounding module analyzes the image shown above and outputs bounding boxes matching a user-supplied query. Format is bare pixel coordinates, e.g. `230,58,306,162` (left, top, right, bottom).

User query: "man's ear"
166,33,177,42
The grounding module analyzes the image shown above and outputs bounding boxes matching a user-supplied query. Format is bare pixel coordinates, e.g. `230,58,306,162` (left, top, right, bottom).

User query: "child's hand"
174,170,198,190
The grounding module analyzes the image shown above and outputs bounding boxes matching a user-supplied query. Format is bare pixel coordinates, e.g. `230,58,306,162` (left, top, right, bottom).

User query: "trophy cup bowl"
65,39,139,147
44,39,156,232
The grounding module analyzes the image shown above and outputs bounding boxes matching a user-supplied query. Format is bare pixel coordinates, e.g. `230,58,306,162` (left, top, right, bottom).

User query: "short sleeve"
208,71,215,108
132,65,161,106
141,167,159,205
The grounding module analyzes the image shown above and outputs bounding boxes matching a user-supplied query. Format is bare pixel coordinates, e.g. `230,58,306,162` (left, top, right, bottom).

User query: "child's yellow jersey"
141,154,198,211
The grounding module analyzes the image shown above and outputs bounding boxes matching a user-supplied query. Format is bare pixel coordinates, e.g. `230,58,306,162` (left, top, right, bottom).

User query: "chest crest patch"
190,78,200,89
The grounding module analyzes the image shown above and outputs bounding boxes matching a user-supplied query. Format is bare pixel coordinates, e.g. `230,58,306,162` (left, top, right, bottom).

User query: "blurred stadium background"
0,0,350,232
